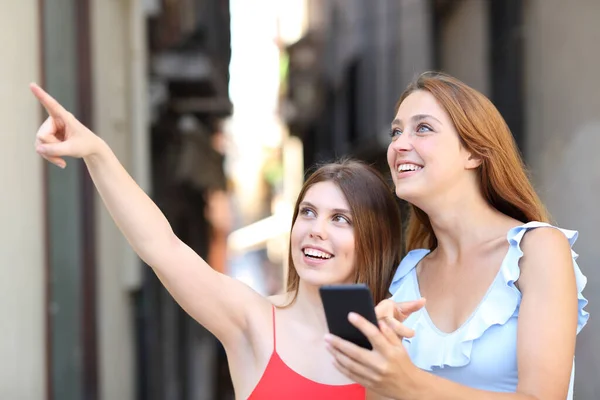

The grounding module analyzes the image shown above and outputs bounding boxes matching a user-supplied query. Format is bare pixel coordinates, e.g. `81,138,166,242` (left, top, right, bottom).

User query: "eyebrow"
391,114,442,127
300,201,351,215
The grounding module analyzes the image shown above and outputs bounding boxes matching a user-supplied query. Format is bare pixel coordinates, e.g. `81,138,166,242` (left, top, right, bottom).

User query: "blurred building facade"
143,0,234,399
4,0,599,399
2,0,232,399
283,0,600,398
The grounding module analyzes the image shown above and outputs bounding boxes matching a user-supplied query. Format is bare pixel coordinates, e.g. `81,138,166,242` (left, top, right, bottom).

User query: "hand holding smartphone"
319,284,379,350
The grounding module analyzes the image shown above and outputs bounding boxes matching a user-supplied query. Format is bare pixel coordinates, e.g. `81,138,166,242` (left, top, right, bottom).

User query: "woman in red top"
30,84,422,399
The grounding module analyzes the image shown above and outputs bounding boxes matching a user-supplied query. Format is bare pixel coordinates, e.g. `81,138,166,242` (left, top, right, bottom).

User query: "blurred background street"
1,0,599,399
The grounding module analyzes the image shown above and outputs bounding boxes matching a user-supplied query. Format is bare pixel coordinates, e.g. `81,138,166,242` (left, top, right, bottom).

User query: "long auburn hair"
285,159,403,305
397,72,549,251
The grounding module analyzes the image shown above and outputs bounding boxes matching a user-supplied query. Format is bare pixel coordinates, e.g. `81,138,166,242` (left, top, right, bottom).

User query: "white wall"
0,1,46,399
92,0,147,399
524,0,600,398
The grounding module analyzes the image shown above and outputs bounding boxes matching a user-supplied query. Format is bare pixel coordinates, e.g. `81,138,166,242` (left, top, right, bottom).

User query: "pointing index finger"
395,298,426,318
29,83,69,118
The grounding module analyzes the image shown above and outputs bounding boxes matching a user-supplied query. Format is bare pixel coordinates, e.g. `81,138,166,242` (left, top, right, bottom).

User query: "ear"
465,153,482,170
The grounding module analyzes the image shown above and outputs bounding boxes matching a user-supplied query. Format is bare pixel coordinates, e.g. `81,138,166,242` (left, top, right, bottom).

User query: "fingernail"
324,334,333,343
348,312,358,322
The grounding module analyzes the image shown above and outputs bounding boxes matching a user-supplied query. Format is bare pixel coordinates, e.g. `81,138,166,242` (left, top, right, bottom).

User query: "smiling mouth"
303,248,333,260
397,163,423,173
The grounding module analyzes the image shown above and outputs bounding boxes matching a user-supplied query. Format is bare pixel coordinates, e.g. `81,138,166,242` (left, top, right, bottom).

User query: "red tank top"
247,306,365,399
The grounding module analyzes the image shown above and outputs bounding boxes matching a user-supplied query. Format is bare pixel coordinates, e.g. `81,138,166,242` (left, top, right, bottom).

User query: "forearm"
406,371,537,400
83,139,177,266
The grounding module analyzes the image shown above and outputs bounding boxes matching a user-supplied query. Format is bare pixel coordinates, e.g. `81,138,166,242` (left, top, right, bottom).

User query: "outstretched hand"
30,83,103,168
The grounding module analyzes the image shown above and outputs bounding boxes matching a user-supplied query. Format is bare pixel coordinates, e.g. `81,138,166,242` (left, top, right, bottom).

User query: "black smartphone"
319,284,379,350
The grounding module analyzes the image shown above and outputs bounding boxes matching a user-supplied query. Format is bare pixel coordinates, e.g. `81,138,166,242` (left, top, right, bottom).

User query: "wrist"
84,136,110,164
404,367,430,400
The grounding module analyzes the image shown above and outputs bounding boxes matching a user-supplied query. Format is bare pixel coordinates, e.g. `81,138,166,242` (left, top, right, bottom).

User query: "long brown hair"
397,72,549,251
285,159,403,305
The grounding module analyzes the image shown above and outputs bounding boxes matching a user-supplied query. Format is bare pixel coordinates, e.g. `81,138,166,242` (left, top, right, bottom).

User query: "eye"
333,214,351,225
416,123,432,133
389,128,402,138
299,207,316,218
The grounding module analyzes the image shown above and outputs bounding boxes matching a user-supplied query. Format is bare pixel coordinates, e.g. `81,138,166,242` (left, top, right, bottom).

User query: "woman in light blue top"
325,72,589,400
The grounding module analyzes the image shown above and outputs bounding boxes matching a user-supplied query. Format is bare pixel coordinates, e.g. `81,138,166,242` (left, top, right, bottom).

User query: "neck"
416,178,516,263
291,281,328,333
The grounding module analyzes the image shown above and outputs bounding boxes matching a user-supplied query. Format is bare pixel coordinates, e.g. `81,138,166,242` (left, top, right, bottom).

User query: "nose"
389,133,412,153
308,217,328,240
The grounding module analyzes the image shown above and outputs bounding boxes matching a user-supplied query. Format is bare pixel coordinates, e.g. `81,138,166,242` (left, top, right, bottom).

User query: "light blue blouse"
389,222,589,398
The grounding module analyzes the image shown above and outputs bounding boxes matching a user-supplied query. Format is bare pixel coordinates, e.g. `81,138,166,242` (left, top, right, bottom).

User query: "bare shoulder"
518,226,574,288
520,226,572,259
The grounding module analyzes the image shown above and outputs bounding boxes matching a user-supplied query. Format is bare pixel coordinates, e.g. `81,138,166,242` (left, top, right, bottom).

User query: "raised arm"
30,83,266,345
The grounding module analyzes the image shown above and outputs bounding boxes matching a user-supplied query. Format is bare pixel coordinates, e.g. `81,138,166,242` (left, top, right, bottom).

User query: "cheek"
413,138,436,158
421,134,461,160
386,144,395,168
338,233,356,262
418,140,453,171
290,222,303,247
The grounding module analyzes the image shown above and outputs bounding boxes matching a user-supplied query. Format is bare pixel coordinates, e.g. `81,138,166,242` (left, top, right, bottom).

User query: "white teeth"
397,163,423,172
304,248,332,259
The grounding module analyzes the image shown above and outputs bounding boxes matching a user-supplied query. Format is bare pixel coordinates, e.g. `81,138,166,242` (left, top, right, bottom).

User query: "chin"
297,268,352,288
394,185,418,203
396,175,434,200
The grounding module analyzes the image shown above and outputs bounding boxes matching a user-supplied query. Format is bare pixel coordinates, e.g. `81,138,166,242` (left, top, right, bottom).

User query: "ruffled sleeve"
389,249,431,296
399,221,589,372
507,221,589,334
